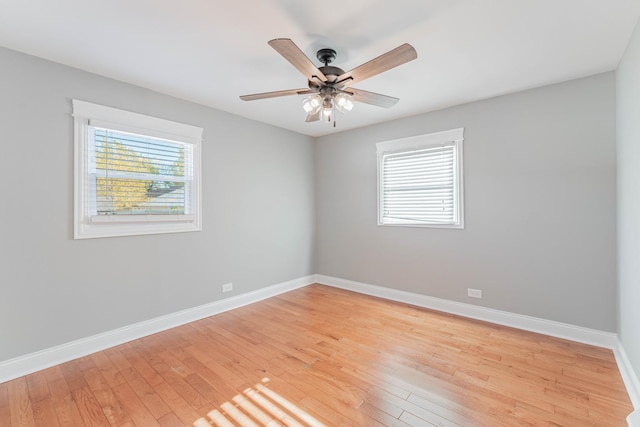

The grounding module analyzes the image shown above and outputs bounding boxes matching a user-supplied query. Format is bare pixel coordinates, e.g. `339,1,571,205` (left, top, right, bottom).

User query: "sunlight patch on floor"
192,377,327,426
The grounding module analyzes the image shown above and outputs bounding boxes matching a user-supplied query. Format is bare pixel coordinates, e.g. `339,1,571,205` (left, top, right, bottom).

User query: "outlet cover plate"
222,283,233,293
468,288,482,298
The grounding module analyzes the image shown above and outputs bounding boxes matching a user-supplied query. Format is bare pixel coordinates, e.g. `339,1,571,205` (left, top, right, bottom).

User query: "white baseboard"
314,274,618,349
0,275,314,383
616,341,640,409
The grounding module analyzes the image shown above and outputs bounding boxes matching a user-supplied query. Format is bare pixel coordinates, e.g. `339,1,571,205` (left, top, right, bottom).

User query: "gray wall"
618,19,640,384
0,42,621,364
0,46,315,361
315,73,617,331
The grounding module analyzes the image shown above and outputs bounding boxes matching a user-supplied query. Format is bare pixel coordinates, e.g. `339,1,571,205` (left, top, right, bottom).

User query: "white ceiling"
1,0,639,137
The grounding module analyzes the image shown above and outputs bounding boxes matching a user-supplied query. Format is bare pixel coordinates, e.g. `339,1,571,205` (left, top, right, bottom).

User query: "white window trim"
377,128,464,229
73,100,203,239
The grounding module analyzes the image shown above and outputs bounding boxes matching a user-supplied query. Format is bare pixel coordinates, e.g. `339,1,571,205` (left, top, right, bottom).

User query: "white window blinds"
377,128,464,228
89,126,194,217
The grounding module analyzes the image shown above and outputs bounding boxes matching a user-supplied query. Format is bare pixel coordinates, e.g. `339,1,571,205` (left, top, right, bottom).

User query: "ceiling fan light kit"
302,95,321,113
240,38,417,126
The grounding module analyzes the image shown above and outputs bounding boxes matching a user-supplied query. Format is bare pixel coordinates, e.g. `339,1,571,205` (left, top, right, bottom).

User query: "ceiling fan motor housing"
309,65,345,87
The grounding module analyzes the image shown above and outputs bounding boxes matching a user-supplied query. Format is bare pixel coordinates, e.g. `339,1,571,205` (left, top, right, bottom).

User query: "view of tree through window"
93,128,189,215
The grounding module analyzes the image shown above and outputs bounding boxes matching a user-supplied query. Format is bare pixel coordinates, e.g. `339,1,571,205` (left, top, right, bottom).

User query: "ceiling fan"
240,38,417,126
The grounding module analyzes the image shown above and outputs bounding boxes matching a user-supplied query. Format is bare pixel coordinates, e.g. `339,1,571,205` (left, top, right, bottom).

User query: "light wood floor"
0,284,633,426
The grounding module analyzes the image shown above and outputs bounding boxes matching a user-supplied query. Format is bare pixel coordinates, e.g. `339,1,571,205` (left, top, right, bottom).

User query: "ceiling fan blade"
240,88,314,101
338,43,417,87
305,109,321,122
268,38,328,83
344,88,399,108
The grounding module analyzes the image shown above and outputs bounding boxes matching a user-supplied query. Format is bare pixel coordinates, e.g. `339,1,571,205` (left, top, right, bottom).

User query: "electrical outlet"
222,283,233,293
467,288,482,298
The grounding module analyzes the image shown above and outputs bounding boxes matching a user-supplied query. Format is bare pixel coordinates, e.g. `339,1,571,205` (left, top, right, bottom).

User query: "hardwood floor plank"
7,378,36,426
0,406,13,427
374,369,509,427
3,284,633,426
360,402,413,427
41,366,64,384
152,381,203,425
180,357,241,402
71,386,111,426
339,364,411,400
189,333,281,388
280,369,365,410
206,325,287,377
75,356,98,373
120,368,172,419
182,373,229,407
365,385,465,427
59,360,88,392
297,395,365,426
151,362,210,410
121,346,165,388
31,397,61,427
156,411,184,427
47,378,85,427
0,381,9,408
103,347,132,373
89,351,126,389
586,391,637,422
182,346,250,391
363,389,404,418
398,410,439,427
406,393,466,426
25,371,49,404
111,381,161,427
82,367,135,426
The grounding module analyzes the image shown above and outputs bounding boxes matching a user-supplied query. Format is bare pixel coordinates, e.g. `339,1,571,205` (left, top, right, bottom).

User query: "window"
377,128,464,228
73,100,202,239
